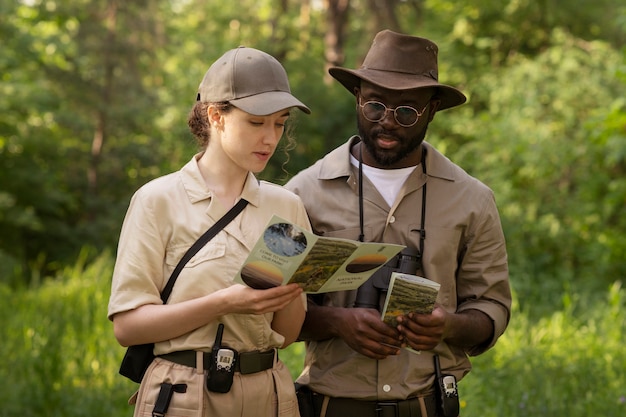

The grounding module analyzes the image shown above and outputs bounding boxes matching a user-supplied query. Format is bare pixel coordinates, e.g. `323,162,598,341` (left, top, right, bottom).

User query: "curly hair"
187,101,231,149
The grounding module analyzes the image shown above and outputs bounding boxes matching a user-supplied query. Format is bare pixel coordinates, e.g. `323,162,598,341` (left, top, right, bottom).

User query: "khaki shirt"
285,137,511,400
108,154,310,355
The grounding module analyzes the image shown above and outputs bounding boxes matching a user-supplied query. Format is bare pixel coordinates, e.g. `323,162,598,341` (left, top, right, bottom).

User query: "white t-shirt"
350,154,418,207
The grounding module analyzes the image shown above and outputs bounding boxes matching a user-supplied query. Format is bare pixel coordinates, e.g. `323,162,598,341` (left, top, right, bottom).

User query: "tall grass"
461,282,626,416
0,251,135,417
1,252,624,416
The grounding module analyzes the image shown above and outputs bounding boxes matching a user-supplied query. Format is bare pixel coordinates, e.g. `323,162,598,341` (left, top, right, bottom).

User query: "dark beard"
357,118,428,167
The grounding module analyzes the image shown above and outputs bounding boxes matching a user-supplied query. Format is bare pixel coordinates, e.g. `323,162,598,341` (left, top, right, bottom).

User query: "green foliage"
430,29,626,316
424,0,625,69
0,0,172,280
0,251,135,416
280,341,307,380
461,282,626,416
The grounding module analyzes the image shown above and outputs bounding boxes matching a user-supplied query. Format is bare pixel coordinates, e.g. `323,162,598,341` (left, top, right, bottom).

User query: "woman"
108,47,311,417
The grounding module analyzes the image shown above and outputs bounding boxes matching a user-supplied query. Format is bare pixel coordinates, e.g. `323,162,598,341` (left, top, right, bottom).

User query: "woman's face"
214,106,290,173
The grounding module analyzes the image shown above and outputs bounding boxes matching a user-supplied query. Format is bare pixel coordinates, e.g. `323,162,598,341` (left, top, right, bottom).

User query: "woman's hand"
218,283,304,315
219,283,306,347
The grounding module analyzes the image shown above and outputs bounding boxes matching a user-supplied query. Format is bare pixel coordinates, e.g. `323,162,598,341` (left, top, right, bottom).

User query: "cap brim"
329,67,466,111
230,91,311,115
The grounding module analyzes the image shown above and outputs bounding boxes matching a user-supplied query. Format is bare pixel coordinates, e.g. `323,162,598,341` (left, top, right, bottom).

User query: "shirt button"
389,216,395,224
383,384,391,392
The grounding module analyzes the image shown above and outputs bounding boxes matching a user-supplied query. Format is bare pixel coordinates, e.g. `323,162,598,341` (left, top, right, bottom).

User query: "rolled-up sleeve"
456,190,511,355
108,189,166,320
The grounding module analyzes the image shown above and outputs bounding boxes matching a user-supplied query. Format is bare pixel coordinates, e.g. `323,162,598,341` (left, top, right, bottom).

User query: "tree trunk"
323,0,350,84
88,0,118,204
366,0,401,33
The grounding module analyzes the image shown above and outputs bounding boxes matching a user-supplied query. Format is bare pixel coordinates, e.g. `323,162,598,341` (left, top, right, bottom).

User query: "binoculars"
354,247,421,311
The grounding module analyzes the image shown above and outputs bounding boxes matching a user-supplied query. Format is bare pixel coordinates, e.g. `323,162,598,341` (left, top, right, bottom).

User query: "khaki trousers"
129,354,300,417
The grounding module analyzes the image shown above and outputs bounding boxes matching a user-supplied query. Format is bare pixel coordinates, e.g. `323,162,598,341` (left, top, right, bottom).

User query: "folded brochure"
235,215,404,293
381,272,441,327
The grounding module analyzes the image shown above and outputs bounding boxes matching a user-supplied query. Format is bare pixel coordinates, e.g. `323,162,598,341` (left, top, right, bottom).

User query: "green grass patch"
461,282,626,416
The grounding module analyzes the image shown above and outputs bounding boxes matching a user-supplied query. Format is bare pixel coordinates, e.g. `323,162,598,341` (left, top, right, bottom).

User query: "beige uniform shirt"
285,137,511,401
108,154,310,354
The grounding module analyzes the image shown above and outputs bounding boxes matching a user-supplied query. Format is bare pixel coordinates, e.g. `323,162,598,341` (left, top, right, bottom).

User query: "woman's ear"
207,105,223,128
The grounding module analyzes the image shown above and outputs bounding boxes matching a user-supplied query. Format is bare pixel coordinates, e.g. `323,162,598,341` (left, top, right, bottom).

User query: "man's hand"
396,305,494,352
337,307,403,359
396,305,448,351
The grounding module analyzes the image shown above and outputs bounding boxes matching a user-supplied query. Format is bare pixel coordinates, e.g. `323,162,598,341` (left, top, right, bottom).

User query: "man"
285,30,512,417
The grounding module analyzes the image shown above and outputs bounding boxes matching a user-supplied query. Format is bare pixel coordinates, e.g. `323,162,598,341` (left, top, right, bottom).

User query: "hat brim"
329,67,466,111
230,91,311,116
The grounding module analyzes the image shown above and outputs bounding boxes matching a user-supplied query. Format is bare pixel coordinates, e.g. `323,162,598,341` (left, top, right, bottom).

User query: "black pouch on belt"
206,323,238,393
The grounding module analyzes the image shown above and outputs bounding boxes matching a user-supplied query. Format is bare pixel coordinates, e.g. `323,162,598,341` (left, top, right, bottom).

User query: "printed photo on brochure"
235,215,405,294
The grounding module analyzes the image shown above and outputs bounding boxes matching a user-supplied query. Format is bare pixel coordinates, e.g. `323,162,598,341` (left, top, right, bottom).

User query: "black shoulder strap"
160,198,249,303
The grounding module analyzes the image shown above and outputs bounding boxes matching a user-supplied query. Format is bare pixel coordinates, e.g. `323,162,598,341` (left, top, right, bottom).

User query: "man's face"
356,82,439,168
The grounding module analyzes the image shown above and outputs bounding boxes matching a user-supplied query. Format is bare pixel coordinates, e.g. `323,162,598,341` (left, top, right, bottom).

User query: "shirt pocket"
165,239,227,269
408,223,463,308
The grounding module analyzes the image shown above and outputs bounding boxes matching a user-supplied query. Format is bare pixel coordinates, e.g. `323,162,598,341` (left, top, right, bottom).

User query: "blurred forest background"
1,0,625,416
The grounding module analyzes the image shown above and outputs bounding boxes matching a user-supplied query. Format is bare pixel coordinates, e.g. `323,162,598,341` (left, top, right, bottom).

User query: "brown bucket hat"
329,30,467,111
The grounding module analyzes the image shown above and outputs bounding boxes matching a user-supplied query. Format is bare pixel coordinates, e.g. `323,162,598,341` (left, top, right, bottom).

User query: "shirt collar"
317,137,456,182
179,153,261,205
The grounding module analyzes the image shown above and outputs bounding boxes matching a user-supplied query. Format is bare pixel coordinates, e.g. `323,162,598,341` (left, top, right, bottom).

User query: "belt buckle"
376,401,399,417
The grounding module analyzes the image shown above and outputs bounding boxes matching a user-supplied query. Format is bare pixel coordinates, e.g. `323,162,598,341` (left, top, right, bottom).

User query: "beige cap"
197,47,310,115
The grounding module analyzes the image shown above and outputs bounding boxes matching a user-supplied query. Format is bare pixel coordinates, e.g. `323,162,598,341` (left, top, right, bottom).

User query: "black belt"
159,349,275,375
311,393,438,417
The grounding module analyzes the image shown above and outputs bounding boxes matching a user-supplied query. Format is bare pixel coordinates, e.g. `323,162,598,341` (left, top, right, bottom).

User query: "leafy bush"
461,282,626,416
0,251,134,417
